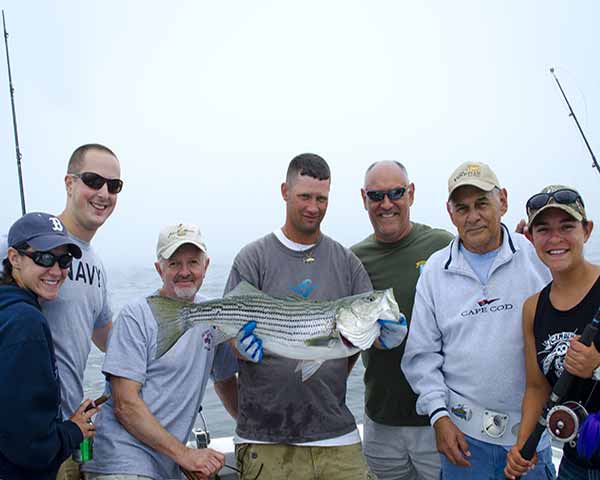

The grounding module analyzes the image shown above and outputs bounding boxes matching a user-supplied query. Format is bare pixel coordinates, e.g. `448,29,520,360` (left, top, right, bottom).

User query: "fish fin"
225,281,270,299
295,360,324,382
304,334,338,347
147,296,190,358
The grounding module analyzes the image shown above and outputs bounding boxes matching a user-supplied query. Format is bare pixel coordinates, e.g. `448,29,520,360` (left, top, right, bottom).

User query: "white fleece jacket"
401,226,551,424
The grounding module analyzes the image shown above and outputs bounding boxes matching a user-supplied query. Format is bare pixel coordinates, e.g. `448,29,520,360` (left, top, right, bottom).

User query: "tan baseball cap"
156,223,207,260
448,162,500,199
526,184,586,227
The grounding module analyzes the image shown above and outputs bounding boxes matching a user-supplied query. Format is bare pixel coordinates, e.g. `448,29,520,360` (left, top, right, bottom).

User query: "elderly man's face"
362,163,414,243
155,243,209,301
447,186,507,254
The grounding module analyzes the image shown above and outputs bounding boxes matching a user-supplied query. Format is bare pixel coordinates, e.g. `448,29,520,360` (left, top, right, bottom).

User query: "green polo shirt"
352,222,453,426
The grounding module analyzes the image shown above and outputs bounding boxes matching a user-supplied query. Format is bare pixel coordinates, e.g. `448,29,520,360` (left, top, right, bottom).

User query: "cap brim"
159,240,207,260
28,235,82,259
448,179,496,199
528,204,584,227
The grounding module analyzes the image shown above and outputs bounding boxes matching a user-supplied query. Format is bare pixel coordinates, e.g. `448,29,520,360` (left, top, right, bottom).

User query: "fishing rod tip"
549,67,555,73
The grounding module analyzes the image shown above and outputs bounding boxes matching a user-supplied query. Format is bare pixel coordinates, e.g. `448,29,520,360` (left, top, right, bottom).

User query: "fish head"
336,288,400,349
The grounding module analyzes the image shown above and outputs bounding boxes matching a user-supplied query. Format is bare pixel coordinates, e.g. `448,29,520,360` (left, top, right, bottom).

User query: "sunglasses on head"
365,187,407,202
526,188,584,212
18,250,74,269
71,172,124,194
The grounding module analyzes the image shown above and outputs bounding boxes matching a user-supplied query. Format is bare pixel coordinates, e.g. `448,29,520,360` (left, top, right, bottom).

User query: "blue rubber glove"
377,315,408,350
235,321,263,363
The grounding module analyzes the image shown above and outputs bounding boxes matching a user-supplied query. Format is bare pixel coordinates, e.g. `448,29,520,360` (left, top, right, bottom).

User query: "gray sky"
1,1,598,267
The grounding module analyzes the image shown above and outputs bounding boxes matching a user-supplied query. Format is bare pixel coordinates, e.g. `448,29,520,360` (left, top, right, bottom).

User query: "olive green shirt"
352,222,453,426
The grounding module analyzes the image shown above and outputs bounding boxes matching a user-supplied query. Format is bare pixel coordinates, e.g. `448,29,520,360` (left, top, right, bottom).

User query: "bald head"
364,161,408,188
361,160,414,243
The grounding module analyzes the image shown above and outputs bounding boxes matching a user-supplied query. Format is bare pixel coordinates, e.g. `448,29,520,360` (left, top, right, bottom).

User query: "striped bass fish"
147,281,403,379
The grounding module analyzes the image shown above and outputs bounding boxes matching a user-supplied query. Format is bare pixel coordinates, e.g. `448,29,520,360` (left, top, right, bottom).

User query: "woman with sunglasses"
505,186,600,479
0,212,100,480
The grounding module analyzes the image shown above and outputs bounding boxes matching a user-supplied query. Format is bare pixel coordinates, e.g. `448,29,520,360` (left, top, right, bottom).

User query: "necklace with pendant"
303,251,316,264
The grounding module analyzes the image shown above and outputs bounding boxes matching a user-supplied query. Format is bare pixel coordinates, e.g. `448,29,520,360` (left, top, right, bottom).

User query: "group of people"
0,145,598,480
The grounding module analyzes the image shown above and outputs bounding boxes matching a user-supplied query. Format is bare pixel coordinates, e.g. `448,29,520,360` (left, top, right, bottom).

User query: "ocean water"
83,238,600,439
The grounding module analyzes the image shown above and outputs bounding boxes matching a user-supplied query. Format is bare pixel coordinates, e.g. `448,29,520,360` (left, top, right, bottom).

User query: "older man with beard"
1,143,122,480
82,224,238,480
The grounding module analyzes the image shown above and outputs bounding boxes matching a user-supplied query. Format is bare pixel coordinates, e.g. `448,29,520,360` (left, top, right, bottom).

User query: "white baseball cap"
156,223,207,260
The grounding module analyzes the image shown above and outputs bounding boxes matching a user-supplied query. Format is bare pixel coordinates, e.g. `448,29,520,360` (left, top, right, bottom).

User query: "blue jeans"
557,456,600,480
440,435,556,480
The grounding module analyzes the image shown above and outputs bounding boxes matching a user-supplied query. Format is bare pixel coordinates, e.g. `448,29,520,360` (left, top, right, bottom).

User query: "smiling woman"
0,213,100,480
504,186,600,479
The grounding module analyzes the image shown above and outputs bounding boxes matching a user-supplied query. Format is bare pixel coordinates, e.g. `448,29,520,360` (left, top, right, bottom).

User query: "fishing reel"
546,401,588,447
192,406,211,449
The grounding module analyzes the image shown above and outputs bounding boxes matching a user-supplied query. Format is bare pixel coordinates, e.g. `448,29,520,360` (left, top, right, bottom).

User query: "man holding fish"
223,153,408,479
82,224,238,480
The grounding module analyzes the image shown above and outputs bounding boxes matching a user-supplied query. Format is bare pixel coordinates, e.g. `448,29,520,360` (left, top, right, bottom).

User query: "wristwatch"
593,365,600,381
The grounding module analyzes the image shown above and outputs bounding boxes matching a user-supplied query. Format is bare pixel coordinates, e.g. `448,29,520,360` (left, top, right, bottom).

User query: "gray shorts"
363,415,441,480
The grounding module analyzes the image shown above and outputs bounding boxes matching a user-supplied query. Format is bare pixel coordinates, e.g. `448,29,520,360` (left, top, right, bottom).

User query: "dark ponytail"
0,257,15,285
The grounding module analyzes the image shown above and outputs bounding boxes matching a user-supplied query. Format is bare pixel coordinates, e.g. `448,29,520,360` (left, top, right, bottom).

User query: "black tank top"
533,275,600,468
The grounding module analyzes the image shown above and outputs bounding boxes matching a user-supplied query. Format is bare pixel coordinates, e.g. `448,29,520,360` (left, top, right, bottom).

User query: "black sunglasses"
526,188,584,212
72,172,124,194
365,187,407,202
18,250,74,269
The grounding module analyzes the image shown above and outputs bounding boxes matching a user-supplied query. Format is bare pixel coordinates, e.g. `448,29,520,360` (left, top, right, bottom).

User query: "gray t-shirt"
0,233,112,419
225,233,373,443
82,293,238,480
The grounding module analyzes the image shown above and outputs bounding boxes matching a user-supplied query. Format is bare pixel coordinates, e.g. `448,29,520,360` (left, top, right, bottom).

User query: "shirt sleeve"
349,250,373,295
102,301,150,384
224,246,262,295
0,310,83,470
224,264,244,296
401,270,449,424
93,259,113,330
210,342,239,382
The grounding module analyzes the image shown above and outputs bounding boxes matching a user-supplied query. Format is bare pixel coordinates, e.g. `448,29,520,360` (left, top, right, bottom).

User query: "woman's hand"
70,399,100,439
504,444,537,479
565,336,600,378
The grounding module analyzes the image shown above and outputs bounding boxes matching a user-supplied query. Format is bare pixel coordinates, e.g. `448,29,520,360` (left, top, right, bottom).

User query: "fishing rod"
2,10,26,215
514,307,600,479
550,67,600,176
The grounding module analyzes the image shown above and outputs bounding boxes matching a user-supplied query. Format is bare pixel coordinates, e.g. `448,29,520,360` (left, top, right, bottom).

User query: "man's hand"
177,447,225,478
565,335,600,378
374,316,407,350
232,321,263,363
504,444,538,479
433,416,471,467
515,219,529,237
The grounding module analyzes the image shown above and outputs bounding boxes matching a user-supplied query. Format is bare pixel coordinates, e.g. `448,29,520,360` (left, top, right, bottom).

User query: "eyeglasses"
365,187,407,202
71,172,124,194
18,250,74,269
526,188,584,212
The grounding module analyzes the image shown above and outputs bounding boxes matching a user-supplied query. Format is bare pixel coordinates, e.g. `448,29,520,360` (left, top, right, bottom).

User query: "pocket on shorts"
235,443,264,480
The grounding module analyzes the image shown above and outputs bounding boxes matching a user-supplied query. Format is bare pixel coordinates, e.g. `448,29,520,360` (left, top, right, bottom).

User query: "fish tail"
147,296,190,358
